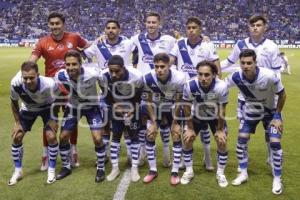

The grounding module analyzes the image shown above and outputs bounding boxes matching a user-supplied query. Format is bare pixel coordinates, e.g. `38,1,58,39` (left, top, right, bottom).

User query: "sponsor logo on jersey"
142,54,154,64
52,59,65,68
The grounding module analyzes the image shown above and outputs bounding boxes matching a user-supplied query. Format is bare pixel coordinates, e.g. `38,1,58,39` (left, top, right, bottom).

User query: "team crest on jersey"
150,42,156,47
142,54,154,64
67,42,73,49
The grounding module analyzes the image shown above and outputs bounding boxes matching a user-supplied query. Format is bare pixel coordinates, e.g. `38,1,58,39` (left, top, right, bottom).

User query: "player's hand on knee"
12,123,23,139
183,128,196,143
270,119,283,133
47,119,58,133
215,130,227,146
146,122,158,140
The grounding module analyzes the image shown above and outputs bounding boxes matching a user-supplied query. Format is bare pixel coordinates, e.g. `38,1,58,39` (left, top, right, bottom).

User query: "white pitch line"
113,169,131,200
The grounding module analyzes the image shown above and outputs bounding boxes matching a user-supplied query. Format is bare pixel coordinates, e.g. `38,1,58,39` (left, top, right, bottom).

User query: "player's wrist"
273,112,282,120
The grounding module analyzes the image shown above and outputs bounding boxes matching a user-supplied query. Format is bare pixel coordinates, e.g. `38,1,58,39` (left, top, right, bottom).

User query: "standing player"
221,15,283,167
9,61,60,185
182,61,229,187
170,17,222,171
29,12,89,170
226,49,286,195
99,55,143,182
142,53,186,185
131,12,177,167
55,50,106,182
83,19,135,163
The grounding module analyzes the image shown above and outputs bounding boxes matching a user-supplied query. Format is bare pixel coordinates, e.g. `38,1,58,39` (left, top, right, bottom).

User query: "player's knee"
238,136,249,144
59,132,69,143
46,133,57,144
270,142,281,150
171,132,181,142
13,131,24,144
146,134,155,142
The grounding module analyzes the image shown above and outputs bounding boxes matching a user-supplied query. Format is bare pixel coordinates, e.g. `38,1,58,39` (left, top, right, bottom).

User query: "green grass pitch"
0,47,299,200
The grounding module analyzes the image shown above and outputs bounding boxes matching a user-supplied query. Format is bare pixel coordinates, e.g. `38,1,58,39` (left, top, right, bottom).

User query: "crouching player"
99,55,143,182
142,53,186,185
182,61,229,187
55,50,106,182
226,49,286,195
9,61,60,185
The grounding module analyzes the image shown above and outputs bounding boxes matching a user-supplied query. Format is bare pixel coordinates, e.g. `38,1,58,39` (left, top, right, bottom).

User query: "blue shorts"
61,106,103,131
239,114,272,134
19,108,52,132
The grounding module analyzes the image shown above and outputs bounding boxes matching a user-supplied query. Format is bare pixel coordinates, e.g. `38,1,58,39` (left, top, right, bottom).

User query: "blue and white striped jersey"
170,38,219,80
11,73,59,112
84,36,134,70
183,77,228,118
131,33,176,74
54,64,100,109
225,67,284,118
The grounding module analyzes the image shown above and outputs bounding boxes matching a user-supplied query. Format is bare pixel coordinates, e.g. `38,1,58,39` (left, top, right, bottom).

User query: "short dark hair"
105,19,121,29
48,12,65,23
64,50,82,65
21,61,39,72
186,17,202,27
239,49,257,61
153,53,170,63
108,55,124,67
249,15,267,25
196,61,218,75
146,12,161,21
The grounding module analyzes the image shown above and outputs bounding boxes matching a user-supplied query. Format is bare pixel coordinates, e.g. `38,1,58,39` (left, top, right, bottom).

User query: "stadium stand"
0,0,299,42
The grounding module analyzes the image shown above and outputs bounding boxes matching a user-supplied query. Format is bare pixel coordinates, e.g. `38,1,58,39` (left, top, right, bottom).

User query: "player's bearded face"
197,66,214,88
22,69,39,91
109,65,125,82
105,23,120,40
186,22,201,40
249,20,266,38
48,17,64,36
154,61,170,81
65,56,81,80
145,16,160,34
240,57,257,80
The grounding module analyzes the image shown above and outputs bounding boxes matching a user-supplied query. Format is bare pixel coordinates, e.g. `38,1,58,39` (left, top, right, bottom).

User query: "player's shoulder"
55,69,69,81
36,34,53,45
11,71,22,87
214,78,227,90
258,67,275,78
235,38,248,50
128,67,143,79
161,34,176,41
263,38,279,49
171,69,186,83
39,76,56,89
82,64,100,76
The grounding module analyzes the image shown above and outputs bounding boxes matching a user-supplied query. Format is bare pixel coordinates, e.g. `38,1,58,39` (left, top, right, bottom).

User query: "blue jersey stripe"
138,34,154,69
232,72,256,99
